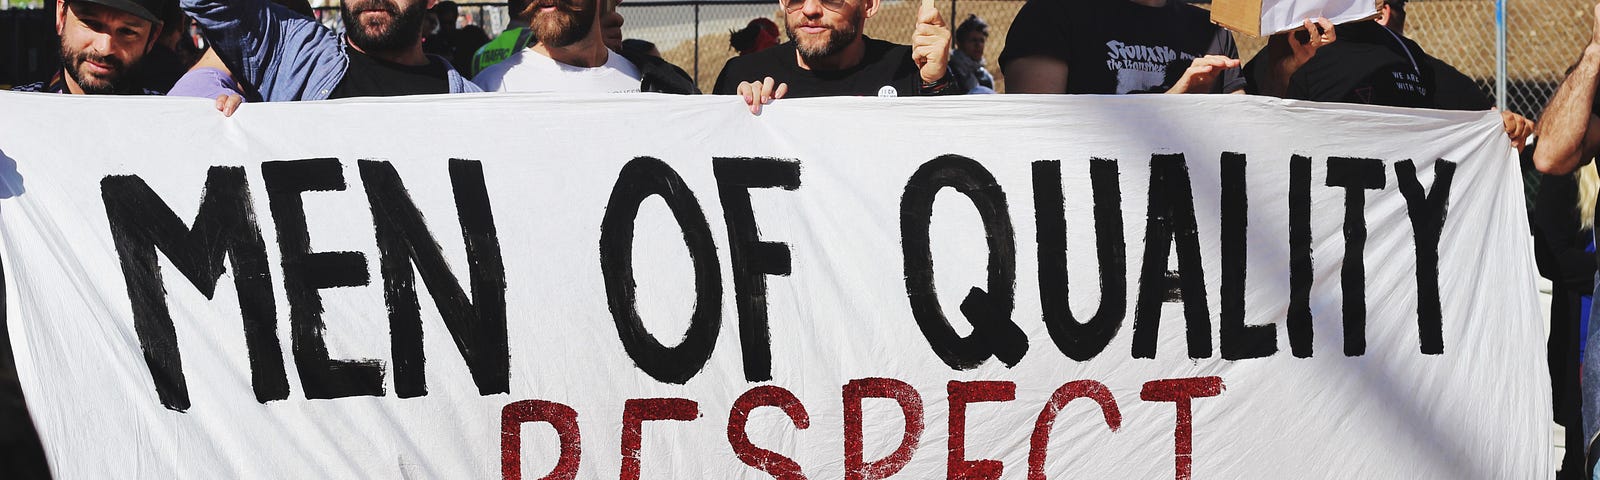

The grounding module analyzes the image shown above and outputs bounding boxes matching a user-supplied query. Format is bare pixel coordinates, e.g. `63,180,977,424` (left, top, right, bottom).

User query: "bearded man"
472,0,695,94
14,0,168,94
176,0,480,101
712,0,964,113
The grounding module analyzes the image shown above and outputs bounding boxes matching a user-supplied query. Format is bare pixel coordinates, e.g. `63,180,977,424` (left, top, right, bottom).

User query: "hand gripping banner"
0,92,1548,478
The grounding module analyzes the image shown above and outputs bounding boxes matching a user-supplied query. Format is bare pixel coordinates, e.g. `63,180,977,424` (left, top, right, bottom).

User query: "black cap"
73,0,169,24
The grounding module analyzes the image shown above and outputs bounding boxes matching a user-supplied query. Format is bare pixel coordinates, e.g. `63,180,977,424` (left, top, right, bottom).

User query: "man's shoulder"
1174,2,1214,22
863,37,910,55
9,82,54,93
859,37,914,71
478,49,535,76
1307,41,1406,73
722,43,794,73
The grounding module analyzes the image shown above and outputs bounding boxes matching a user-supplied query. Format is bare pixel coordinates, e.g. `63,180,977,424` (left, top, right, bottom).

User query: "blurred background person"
1533,157,1598,480
949,14,993,93
470,0,534,78
426,1,491,77
729,17,780,56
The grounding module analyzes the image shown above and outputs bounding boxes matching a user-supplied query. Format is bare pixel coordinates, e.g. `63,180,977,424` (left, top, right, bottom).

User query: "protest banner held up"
0,92,1549,478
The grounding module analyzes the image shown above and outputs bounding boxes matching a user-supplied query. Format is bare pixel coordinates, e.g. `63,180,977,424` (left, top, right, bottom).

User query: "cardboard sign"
0,91,1548,479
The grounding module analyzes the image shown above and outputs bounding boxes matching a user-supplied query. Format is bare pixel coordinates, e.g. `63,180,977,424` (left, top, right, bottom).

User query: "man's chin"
359,22,392,37
75,76,118,94
796,39,837,58
533,12,575,31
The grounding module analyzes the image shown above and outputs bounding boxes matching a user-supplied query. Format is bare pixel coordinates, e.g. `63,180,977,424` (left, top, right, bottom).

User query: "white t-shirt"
472,48,642,93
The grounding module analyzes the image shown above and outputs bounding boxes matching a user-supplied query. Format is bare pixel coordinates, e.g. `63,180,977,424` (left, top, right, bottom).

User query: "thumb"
918,0,943,26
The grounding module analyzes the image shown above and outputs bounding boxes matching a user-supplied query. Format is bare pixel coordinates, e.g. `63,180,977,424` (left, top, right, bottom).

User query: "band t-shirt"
330,46,451,99
713,37,948,98
998,0,1244,94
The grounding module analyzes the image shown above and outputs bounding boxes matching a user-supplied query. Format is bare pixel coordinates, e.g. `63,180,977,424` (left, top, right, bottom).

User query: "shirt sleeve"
997,0,1071,73
181,0,345,101
1209,28,1247,94
712,57,743,95
165,67,245,100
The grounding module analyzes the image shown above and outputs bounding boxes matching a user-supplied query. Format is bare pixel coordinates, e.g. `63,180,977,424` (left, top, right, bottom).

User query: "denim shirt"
180,0,481,101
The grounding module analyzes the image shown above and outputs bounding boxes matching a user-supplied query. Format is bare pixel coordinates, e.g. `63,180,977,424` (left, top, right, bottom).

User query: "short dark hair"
622,38,657,57
955,14,988,41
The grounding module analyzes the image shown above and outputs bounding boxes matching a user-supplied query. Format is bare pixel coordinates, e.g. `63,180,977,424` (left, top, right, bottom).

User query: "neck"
1127,0,1166,6
532,30,609,67
348,37,430,66
794,37,866,72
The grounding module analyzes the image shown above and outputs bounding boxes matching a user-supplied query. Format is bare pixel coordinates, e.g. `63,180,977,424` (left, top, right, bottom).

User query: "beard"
786,17,860,61
341,0,429,54
60,44,127,94
528,0,596,48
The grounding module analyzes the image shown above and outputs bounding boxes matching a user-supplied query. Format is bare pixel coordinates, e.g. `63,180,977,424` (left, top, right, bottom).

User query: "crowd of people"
7,0,1600,476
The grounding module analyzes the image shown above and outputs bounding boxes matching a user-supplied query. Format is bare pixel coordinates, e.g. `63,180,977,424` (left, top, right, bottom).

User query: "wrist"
920,69,954,93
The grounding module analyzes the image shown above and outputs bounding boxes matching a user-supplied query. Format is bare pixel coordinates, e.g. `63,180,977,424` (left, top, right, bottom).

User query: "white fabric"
472,48,642,93
0,91,1549,479
1261,0,1379,35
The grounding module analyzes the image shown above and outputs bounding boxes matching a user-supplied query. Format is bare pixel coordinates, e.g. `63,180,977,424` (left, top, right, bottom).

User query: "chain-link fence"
0,0,1590,114
608,0,1587,117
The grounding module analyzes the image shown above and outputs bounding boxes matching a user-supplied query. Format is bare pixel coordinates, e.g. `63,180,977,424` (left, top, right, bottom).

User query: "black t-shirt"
1423,51,1492,111
712,37,961,97
329,46,451,99
131,45,187,94
1285,21,1430,108
998,0,1244,94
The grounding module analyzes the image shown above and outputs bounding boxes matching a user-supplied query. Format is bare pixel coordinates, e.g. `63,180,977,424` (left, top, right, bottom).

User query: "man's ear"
1376,5,1391,25
142,21,161,53
55,0,68,34
427,0,440,10
861,0,879,18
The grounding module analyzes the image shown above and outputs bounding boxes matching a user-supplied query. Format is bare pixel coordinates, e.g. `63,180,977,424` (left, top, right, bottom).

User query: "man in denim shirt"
179,0,480,100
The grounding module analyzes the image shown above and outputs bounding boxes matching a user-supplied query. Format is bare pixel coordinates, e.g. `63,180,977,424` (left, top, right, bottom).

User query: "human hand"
215,93,242,117
1287,17,1336,71
737,77,787,115
1165,55,1241,94
911,0,950,84
1501,110,1534,151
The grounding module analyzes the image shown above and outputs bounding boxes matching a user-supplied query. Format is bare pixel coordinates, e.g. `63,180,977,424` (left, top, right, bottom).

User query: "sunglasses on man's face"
780,0,848,12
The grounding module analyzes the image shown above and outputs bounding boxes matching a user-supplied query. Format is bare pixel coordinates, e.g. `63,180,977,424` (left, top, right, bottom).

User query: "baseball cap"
73,0,169,24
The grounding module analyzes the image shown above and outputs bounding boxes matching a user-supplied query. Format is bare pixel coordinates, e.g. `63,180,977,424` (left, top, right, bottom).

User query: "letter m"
101,166,286,412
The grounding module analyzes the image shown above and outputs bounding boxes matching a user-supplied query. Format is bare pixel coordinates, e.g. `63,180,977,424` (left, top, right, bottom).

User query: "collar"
45,71,69,94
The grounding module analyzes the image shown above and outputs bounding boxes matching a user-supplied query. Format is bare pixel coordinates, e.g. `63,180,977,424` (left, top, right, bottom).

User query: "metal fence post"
1495,0,1507,110
694,3,701,85
950,0,957,34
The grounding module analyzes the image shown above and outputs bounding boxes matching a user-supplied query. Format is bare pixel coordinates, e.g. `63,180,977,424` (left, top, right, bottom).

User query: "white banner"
0,91,1548,479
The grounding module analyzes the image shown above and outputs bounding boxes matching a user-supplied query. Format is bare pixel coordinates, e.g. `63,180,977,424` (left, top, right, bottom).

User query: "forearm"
1536,44,1600,174
181,0,340,101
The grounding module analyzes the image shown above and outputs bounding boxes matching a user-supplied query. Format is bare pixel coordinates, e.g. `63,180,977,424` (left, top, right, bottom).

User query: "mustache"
345,0,401,15
77,51,124,71
528,0,585,12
